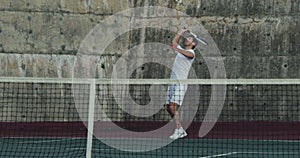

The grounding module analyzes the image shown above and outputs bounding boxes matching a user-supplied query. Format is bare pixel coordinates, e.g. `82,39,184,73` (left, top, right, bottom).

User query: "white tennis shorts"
165,84,188,106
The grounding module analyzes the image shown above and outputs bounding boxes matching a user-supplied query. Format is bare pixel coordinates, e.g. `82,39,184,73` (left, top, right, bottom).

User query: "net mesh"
0,78,299,157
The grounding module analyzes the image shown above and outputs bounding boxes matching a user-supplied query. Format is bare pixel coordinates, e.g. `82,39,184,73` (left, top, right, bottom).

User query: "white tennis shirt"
170,45,195,80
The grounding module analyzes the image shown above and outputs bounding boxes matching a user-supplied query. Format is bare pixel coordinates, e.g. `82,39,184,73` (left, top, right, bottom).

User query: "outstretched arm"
171,46,194,58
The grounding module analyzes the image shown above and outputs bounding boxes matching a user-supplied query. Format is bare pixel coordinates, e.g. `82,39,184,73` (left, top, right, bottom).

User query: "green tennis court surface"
1,138,299,158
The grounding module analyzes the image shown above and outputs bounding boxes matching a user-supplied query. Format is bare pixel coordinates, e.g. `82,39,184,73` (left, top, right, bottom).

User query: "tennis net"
0,77,299,157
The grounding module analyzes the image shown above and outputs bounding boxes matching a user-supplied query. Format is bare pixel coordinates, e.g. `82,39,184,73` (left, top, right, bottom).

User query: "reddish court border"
1,121,300,140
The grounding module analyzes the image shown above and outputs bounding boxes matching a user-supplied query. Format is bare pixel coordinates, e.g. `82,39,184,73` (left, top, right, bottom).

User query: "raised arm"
172,28,187,46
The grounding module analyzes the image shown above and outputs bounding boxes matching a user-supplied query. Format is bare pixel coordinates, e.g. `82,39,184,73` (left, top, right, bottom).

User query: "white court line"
25,147,57,149
15,147,114,151
200,152,238,158
15,138,83,144
262,140,300,143
16,139,65,144
239,152,300,155
68,148,115,151
200,151,300,158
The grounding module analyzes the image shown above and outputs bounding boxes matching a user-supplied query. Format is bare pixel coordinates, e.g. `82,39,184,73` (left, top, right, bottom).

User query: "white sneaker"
178,127,187,138
169,127,187,140
169,129,179,140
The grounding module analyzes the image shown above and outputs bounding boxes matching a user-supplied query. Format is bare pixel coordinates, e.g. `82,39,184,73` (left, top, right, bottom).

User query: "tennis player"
165,28,198,140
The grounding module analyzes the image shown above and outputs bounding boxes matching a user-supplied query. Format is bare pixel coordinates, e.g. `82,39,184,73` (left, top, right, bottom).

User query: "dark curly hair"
186,34,198,49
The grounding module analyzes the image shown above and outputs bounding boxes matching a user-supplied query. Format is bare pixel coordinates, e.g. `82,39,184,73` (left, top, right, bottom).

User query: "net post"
86,79,96,158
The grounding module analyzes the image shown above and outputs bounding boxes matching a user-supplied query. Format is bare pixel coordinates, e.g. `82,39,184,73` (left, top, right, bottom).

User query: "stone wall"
0,0,299,78
0,0,299,122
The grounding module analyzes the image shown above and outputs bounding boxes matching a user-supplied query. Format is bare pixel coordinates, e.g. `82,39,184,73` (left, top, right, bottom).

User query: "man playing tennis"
165,28,198,140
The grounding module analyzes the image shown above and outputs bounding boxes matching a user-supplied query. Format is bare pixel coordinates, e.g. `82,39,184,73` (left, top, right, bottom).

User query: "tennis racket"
188,31,208,46
183,27,208,45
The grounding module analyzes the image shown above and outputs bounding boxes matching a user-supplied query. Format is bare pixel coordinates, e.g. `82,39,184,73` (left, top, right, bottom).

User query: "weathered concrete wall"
0,0,300,122
0,0,299,78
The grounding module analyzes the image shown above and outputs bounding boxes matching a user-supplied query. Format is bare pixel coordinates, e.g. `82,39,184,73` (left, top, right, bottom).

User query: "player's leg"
164,103,174,118
166,84,187,139
169,102,181,129
165,84,175,118
168,102,187,139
